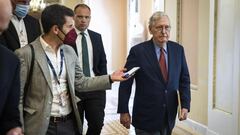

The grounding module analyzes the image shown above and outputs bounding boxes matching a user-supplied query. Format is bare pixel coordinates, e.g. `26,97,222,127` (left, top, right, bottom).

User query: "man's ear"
148,25,153,35
52,25,59,35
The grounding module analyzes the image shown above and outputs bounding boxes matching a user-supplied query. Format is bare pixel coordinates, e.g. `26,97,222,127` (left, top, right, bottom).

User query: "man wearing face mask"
14,4,129,135
0,0,41,51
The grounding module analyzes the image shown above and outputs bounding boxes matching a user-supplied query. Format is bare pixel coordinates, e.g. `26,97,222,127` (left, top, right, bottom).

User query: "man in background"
118,11,191,135
0,0,41,51
0,0,23,134
64,4,108,135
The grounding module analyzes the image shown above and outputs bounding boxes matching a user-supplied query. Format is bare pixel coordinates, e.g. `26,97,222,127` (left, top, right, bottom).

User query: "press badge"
59,91,68,106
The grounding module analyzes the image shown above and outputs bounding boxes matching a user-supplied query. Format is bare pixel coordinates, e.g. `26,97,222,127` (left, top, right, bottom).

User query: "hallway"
26,0,240,134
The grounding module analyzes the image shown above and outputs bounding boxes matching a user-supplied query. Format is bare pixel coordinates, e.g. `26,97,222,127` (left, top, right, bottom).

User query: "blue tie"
81,32,90,77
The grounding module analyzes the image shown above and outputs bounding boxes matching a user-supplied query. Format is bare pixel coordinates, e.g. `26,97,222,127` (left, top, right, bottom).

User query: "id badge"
59,91,68,106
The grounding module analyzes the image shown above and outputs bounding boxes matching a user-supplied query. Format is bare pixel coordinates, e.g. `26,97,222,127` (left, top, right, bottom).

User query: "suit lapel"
8,22,20,48
62,46,75,91
166,42,175,86
24,16,32,43
33,40,53,93
143,40,164,82
88,30,97,69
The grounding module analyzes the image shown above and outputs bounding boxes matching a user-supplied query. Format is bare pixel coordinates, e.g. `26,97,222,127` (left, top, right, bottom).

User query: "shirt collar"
11,14,23,21
74,27,89,37
40,36,54,52
153,41,167,54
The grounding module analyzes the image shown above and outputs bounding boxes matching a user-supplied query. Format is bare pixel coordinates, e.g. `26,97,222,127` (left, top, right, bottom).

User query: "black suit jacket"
88,30,107,76
65,29,107,76
0,15,41,51
118,40,191,131
0,45,21,134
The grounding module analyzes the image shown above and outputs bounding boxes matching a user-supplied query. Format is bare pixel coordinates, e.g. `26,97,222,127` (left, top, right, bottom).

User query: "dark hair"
41,4,74,33
74,3,91,12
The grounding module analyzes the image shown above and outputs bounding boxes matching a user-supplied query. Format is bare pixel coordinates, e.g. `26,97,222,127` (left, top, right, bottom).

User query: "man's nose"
161,28,167,34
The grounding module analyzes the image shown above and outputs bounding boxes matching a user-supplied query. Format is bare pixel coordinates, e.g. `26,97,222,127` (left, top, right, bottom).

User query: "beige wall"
91,0,127,69
62,0,79,9
62,0,128,70
139,0,153,40
165,0,178,41
191,0,209,125
180,0,209,125
181,0,199,87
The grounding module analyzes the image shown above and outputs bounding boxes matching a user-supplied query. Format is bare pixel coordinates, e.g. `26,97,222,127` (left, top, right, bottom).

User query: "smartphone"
122,67,140,78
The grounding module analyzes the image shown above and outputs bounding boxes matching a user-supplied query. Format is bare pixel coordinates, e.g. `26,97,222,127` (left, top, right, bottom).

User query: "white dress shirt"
75,28,95,77
11,15,28,47
40,36,72,116
154,43,168,70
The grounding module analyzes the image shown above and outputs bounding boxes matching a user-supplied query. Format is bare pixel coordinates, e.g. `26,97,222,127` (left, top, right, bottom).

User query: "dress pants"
76,91,106,135
135,127,171,135
46,114,80,135
135,110,172,135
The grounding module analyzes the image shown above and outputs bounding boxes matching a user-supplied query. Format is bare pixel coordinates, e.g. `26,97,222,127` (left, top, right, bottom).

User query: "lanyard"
46,49,64,85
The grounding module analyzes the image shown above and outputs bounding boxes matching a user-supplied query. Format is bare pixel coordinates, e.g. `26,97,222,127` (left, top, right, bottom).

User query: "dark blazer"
0,15,41,51
0,45,21,134
66,29,107,76
117,39,191,131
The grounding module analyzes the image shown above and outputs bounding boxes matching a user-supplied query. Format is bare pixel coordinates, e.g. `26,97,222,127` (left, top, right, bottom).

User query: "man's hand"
6,127,23,135
120,113,131,129
179,108,188,121
110,68,128,82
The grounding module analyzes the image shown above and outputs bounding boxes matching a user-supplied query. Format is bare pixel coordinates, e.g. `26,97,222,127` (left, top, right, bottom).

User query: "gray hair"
149,11,170,27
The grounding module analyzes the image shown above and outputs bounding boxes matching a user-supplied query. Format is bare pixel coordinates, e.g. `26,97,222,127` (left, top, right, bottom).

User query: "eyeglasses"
154,25,171,32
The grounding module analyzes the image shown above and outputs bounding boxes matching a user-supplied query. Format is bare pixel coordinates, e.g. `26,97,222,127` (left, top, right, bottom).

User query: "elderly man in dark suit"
0,0,23,134
118,11,191,135
63,4,108,135
0,0,41,51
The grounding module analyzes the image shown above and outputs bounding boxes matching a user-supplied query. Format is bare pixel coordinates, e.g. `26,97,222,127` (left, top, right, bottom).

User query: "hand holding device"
122,67,140,78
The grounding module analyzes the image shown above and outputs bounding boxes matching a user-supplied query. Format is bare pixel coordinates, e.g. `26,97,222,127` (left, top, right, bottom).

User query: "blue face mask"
14,4,30,18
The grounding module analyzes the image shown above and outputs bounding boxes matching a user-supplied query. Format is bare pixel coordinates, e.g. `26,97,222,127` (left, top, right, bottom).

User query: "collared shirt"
75,28,95,77
11,15,28,47
40,36,72,116
154,42,168,70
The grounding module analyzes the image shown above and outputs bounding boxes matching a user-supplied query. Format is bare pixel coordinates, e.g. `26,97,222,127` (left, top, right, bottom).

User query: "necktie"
159,48,168,82
81,32,90,77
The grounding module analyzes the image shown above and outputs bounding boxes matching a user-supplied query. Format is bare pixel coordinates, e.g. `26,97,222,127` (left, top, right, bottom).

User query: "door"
208,0,240,134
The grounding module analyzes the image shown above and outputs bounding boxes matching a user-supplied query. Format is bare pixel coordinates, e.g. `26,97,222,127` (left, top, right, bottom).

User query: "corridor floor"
82,82,198,135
